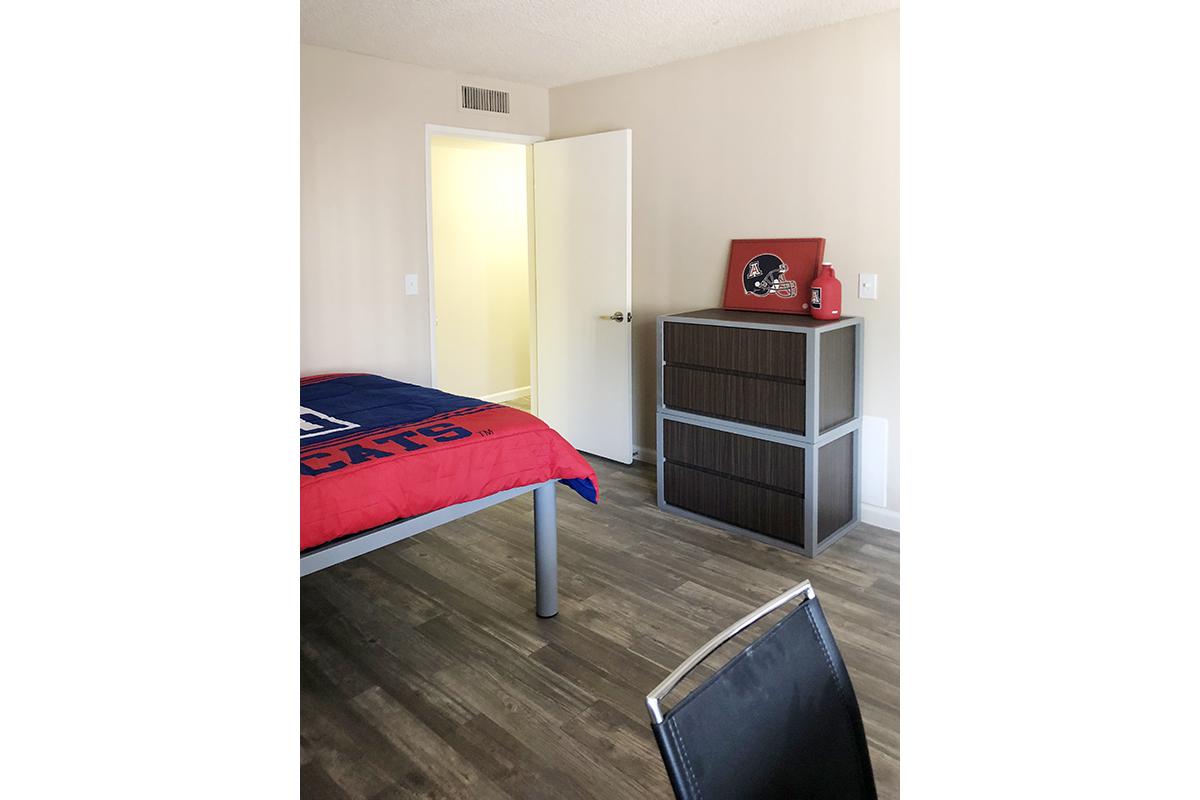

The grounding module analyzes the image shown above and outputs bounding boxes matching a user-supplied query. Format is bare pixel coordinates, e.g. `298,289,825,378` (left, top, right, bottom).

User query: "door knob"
603,312,625,322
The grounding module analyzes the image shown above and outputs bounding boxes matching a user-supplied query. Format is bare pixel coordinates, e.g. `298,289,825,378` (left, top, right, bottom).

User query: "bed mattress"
300,374,598,552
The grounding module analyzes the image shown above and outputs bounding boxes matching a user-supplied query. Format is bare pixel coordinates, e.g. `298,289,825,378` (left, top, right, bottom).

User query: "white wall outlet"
858,273,878,300
405,273,419,296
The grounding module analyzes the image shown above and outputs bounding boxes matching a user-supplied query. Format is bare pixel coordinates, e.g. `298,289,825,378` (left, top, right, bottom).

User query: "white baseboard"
633,445,657,464
479,385,531,403
860,503,900,532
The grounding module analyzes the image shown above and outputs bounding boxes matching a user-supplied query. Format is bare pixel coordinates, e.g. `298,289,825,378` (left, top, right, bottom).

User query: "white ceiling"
301,0,900,88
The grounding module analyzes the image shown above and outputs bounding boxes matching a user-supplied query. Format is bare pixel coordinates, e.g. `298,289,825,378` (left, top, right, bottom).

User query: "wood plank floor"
504,393,532,412
301,456,900,799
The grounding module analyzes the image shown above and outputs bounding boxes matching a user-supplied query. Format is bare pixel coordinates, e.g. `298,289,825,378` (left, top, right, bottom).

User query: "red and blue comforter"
300,374,598,551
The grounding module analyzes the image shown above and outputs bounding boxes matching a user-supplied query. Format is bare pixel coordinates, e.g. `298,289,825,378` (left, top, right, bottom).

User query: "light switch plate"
858,273,878,300
405,274,419,295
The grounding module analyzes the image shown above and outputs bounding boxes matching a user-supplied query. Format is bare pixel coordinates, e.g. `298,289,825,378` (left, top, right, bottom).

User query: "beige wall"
550,11,900,512
301,45,548,383
431,137,531,399
302,15,900,513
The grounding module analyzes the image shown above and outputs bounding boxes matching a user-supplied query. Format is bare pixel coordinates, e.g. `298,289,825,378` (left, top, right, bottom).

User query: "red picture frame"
721,238,826,315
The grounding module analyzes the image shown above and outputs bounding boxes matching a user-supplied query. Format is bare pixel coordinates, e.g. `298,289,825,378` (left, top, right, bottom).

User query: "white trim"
427,124,546,146
860,503,900,532
479,385,531,403
423,124,545,388
633,445,657,465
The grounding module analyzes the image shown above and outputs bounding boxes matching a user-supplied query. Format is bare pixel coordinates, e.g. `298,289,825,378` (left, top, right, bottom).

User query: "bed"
299,373,598,617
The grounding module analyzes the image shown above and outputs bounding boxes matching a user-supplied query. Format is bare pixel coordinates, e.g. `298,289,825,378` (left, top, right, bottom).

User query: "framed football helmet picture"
721,238,826,314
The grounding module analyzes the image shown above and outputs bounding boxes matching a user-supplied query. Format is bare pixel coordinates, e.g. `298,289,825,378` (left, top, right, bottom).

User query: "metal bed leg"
533,481,558,618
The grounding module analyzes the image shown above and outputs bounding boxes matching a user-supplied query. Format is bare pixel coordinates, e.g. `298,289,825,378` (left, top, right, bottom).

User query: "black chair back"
646,582,876,800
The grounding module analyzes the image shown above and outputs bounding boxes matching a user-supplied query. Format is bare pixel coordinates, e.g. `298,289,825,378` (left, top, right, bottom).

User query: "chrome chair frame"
645,580,816,724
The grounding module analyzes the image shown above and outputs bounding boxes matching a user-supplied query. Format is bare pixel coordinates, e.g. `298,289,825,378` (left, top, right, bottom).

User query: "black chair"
645,581,877,800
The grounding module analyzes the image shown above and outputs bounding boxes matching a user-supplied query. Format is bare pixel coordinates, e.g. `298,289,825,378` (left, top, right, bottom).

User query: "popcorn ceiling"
301,0,899,88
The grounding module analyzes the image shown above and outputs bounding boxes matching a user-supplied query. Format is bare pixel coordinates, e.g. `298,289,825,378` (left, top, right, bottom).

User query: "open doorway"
426,125,634,463
427,128,540,414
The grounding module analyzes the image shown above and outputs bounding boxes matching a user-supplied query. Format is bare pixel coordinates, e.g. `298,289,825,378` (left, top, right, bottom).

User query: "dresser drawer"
663,322,805,381
663,364,806,435
663,462,804,546
662,419,804,495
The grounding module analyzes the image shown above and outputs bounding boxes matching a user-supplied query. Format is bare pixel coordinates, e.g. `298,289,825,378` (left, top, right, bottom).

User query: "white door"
533,129,633,464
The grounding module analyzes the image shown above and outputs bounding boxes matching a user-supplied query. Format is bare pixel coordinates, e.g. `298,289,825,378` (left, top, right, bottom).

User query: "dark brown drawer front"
663,322,805,381
663,419,804,495
664,462,804,546
663,365,806,435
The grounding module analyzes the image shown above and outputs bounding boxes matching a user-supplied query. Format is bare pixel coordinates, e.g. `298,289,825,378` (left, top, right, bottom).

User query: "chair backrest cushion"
651,597,876,800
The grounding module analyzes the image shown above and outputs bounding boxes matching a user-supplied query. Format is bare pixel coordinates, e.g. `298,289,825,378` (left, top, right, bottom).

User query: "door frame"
424,124,544,409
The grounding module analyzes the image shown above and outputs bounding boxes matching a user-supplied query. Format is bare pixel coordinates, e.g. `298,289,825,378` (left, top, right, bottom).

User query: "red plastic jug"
809,263,842,320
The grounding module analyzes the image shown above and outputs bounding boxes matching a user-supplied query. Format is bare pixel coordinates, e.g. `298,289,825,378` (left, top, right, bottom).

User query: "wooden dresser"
656,308,863,557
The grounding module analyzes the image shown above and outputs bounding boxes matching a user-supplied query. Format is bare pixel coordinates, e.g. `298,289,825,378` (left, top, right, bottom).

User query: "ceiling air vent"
461,85,510,114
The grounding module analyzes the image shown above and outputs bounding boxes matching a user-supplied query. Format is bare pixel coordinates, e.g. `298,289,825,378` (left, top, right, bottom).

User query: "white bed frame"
299,480,559,617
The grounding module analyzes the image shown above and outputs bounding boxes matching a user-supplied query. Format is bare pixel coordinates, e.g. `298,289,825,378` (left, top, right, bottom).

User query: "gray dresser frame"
655,310,864,557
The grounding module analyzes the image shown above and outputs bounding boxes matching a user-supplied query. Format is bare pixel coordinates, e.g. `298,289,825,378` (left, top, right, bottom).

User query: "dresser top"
659,308,860,333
